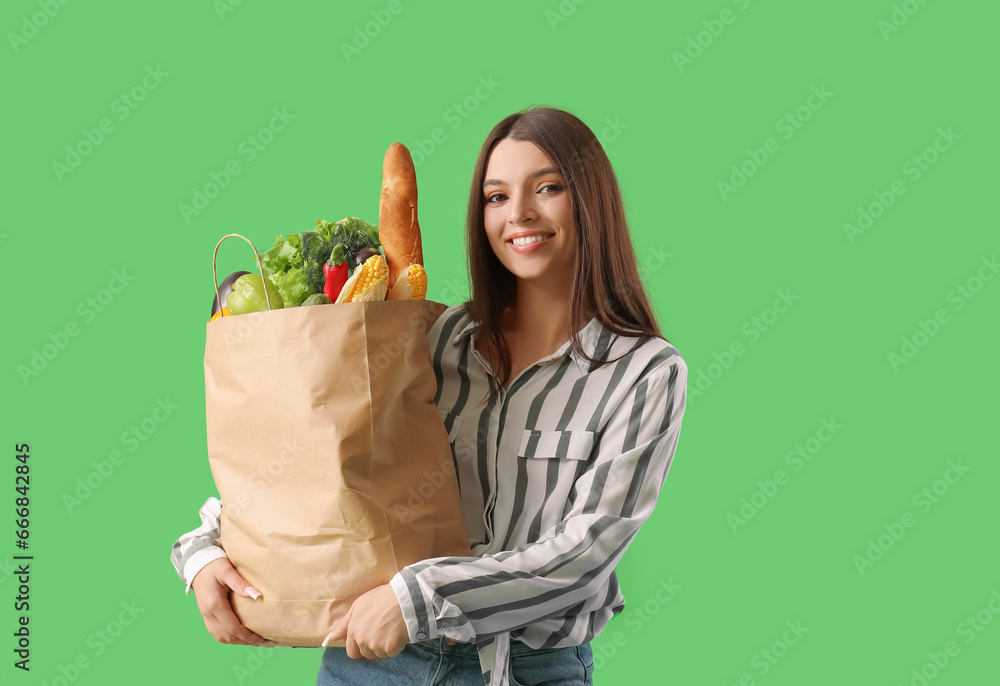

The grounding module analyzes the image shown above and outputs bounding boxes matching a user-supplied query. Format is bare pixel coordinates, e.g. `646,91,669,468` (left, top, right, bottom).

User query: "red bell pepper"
323,244,350,301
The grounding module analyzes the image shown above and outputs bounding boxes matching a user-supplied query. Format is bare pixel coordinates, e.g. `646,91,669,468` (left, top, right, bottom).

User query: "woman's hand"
190,557,274,647
323,584,408,659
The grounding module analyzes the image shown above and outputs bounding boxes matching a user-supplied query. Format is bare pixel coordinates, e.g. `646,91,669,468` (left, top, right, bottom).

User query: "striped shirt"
170,303,688,686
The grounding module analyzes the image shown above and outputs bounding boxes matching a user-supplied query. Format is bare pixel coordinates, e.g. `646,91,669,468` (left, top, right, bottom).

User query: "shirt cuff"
390,569,429,643
183,545,229,595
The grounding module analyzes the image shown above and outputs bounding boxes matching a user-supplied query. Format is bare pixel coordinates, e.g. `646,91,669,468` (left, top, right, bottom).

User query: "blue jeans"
316,637,595,686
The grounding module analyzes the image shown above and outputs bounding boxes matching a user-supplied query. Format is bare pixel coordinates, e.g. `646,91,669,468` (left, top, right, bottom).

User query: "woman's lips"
507,234,554,254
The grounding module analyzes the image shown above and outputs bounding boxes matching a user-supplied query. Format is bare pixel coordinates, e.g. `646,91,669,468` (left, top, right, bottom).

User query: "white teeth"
510,235,551,246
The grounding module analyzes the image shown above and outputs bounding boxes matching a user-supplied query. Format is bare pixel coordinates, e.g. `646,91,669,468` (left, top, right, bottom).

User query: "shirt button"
416,631,426,640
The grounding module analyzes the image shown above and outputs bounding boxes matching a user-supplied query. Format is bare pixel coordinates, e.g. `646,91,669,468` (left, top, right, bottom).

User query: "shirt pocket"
517,429,595,461
437,410,464,443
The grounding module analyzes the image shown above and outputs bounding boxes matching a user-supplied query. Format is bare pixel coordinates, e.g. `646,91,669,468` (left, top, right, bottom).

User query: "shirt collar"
450,312,610,364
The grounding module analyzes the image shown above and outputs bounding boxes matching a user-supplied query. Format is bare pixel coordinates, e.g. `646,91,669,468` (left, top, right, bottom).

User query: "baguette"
379,142,423,289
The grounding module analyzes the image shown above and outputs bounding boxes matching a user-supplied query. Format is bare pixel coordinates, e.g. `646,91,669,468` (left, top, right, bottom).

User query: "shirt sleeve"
389,355,688,644
170,496,230,595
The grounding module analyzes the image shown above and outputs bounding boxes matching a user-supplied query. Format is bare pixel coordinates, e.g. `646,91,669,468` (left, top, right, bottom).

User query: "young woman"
171,106,689,686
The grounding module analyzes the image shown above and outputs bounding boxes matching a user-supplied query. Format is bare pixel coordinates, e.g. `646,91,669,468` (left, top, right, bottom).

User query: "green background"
2,0,997,684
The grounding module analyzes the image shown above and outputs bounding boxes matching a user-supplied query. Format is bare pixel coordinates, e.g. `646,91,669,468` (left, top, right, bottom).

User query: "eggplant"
211,270,251,317
354,247,382,269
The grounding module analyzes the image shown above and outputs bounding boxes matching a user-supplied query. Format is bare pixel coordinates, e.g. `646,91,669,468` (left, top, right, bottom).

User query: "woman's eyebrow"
483,167,560,189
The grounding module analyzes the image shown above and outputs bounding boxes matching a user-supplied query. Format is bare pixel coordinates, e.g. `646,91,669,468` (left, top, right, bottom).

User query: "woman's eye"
486,192,506,204
540,184,563,193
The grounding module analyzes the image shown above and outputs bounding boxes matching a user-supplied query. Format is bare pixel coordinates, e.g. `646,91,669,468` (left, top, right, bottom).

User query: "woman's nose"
507,193,536,225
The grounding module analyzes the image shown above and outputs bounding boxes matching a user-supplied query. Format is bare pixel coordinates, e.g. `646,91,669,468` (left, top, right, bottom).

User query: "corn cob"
335,254,389,303
387,264,428,301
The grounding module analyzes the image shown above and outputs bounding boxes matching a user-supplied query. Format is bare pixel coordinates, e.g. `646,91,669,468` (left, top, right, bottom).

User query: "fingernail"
264,641,278,647
246,586,261,600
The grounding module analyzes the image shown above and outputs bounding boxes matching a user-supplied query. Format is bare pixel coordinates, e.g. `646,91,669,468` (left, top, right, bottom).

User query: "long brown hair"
464,106,666,402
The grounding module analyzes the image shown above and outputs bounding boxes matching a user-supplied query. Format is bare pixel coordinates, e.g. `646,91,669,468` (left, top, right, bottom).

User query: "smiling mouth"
508,234,554,246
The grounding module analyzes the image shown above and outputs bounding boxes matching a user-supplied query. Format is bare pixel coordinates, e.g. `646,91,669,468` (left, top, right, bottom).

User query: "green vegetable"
227,274,284,315
260,233,309,306
259,218,380,307
211,270,251,318
267,268,310,307
301,230,334,295
260,233,302,273
317,217,381,277
302,293,332,306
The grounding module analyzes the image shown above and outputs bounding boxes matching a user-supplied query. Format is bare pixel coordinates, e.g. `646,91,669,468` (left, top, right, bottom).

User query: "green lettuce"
260,233,310,306
260,233,302,274
268,267,310,307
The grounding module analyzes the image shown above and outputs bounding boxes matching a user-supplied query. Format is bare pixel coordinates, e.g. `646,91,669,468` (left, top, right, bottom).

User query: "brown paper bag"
204,297,471,647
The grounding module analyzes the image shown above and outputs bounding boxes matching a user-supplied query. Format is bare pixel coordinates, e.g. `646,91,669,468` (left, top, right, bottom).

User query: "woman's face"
482,138,578,291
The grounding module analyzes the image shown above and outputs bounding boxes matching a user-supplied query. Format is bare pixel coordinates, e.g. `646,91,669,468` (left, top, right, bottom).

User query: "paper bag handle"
212,233,274,315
